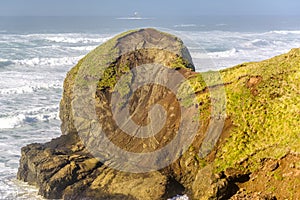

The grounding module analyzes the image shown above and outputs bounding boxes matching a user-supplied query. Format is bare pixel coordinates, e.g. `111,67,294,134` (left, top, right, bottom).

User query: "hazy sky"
0,0,299,16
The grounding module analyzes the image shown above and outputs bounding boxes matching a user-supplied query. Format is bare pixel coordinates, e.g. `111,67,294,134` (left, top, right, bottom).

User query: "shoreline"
16,28,300,199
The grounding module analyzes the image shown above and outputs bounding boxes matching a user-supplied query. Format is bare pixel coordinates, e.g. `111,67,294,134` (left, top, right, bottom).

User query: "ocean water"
0,16,300,199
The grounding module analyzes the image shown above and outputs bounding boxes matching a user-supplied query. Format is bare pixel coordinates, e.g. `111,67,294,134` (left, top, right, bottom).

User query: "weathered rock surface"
18,28,195,199
59,28,194,136
18,28,300,199
17,132,170,200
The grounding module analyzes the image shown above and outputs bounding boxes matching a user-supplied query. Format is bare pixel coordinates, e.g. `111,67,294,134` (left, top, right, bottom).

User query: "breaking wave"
12,56,82,67
0,81,62,95
0,106,59,129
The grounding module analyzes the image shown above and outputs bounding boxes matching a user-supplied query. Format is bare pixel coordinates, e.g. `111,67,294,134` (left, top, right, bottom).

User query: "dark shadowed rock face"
18,28,300,200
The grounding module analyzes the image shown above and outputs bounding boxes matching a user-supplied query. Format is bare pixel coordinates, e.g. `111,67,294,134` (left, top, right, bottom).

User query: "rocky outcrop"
18,28,196,199
18,28,300,199
17,132,171,199
59,28,194,136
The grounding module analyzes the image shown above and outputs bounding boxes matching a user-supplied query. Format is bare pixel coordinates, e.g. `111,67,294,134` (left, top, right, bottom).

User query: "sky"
0,0,299,16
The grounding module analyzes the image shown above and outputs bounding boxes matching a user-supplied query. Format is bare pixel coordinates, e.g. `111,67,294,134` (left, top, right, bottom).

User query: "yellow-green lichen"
213,48,300,172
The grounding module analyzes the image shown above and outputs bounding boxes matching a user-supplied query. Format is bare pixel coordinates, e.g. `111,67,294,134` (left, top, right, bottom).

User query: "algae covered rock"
18,28,300,200
18,28,196,199
59,28,195,136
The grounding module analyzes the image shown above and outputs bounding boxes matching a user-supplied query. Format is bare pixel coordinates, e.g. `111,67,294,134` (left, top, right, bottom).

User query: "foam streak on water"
0,22,300,199
0,31,111,199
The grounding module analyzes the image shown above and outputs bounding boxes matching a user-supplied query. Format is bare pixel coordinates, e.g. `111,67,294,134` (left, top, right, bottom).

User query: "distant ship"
117,12,152,20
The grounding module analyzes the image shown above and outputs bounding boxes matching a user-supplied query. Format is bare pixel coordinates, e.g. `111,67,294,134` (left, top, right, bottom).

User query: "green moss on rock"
21,27,300,199
212,48,300,172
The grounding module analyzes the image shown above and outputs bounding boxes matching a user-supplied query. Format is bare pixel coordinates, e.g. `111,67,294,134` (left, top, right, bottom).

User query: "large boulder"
18,28,197,199
18,28,300,200
59,28,194,136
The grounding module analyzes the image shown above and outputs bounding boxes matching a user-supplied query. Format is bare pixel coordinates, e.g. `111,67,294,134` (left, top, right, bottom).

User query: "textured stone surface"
17,132,180,199
18,28,194,199
59,28,194,136
18,28,300,199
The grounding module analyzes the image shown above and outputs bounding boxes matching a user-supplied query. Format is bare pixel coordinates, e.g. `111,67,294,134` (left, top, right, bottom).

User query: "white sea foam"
0,114,26,129
45,36,110,44
0,58,9,62
0,178,44,200
13,56,82,67
269,30,300,35
23,106,59,123
191,48,240,59
0,81,62,95
207,48,239,58
0,106,59,129
67,45,98,51
24,112,59,123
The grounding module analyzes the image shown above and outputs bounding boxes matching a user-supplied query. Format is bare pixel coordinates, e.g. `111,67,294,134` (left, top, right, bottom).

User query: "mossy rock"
18,27,300,199
59,28,195,135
